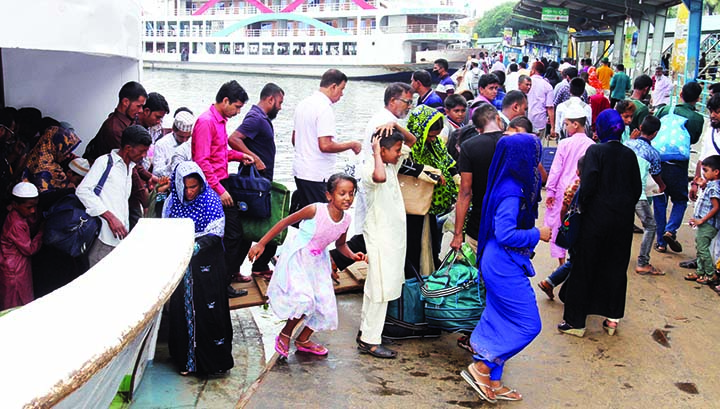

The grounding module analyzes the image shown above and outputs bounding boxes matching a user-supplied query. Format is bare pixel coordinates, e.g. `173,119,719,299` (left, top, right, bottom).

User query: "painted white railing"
0,219,194,408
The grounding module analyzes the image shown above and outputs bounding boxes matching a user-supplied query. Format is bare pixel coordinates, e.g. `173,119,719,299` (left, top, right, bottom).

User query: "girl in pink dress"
248,173,365,359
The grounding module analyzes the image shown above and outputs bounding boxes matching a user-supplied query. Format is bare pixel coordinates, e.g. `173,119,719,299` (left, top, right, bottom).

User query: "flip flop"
251,270,273,279
697,275,716,284
357,340,397,359
713,285,720,295
663,232,683,253
684,273,700,281
295,339,329,356
635,265,665,276
461,365,497,403
493,385,523,401
275,334,290,359
654,243,667,253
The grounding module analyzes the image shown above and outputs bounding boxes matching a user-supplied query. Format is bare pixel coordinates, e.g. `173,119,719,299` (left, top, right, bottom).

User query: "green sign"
542,7,569,22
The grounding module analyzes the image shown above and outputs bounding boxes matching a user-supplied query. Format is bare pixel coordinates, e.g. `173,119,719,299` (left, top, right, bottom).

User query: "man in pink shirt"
192,80,254,298
526,62,556,139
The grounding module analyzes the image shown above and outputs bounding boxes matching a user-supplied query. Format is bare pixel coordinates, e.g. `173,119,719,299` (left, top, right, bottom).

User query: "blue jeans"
653,162,689,247
635,200,656,266
547,259,572,287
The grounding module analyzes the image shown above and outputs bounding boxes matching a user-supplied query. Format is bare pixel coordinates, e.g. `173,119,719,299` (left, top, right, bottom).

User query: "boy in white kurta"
358,126,415,358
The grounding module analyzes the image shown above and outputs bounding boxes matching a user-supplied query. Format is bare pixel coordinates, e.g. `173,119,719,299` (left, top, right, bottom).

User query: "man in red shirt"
192,80,254,298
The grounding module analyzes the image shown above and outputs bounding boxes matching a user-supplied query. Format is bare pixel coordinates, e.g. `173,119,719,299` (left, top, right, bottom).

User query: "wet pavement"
245,224,720,408
129,212,720,408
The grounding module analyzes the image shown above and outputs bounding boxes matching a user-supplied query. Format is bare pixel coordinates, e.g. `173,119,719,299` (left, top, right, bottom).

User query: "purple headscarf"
594,109,625,143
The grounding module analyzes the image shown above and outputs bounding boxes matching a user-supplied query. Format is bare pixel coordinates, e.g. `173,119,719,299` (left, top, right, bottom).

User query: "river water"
143,69,391,188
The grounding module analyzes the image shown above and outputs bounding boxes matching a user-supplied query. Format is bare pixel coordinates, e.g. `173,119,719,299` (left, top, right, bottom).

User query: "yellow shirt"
597,65,614,90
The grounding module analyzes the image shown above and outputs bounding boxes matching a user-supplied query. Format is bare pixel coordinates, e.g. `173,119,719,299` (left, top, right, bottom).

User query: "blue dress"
470,195,541,380
467,133,544,382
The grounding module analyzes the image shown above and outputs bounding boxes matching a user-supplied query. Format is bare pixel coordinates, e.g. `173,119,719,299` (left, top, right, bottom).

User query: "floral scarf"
407,105,458,214
23,126,80,192
163,161,225,238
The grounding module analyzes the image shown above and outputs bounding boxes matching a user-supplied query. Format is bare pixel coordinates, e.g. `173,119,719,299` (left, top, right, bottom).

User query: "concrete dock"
132,221,720,408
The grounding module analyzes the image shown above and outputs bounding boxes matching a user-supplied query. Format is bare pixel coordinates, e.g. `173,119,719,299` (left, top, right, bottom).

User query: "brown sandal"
635,265,665,276
684,273,700,281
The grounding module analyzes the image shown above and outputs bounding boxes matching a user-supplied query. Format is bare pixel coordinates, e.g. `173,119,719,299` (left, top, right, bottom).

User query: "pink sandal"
295,339,329,356
275,333,290,359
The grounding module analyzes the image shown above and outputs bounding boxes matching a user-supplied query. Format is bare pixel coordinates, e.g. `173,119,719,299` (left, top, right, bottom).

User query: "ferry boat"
141,0,474,80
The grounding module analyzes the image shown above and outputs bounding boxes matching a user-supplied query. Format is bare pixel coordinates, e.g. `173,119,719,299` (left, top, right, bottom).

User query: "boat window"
220,42,231,54
326,42,340,56
234,43,245,55
293,42,306,55
157,43,166,53
205,42,217,54
342,42,356,56
168,42,178,54
145,42,154,53
309,42,323,56
262,43,274,55
277,42,290,55
248,43,260,55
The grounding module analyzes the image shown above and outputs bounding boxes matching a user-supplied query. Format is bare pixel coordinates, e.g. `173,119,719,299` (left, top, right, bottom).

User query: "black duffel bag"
226,164,272,218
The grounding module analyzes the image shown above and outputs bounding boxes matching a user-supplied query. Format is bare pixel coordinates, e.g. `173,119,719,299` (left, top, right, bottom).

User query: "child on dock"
357,127,416,359
686,155,720,284
0,182,43,310
248,173,365,359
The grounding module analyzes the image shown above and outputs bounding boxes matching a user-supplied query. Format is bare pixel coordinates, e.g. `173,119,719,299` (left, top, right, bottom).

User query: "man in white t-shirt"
291,69,362,210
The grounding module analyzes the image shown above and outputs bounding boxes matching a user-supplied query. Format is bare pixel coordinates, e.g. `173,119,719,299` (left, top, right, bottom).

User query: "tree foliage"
474,2,517,38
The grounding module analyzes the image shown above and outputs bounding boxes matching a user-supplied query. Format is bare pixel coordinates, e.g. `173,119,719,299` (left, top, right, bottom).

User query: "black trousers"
221,179,244,283
329,234,366,271
236,239,277,273
405,213,441,278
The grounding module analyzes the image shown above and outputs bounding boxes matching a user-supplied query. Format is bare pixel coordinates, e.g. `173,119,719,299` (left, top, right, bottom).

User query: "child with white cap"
0,182,43,310
152,110,195,177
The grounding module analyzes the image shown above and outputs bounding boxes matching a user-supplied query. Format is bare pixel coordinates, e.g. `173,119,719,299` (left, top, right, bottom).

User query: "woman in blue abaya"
460,133,551,403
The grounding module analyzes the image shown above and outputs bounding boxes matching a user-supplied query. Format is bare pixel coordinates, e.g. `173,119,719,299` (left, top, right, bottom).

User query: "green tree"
474,1,517,38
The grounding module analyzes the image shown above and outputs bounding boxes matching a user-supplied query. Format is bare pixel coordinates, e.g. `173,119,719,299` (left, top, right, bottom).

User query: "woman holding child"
406,105,458,271
460,133,551,403
558,109,642,337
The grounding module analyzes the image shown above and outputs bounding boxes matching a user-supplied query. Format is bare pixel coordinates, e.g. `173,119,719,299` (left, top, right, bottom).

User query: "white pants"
359,293,388,345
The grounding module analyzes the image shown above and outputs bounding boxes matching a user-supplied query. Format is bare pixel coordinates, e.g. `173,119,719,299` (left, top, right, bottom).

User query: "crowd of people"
1,51,719,401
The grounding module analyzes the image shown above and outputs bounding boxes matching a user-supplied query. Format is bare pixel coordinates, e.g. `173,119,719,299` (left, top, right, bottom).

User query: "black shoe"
679,259,698,269
227,285,248,298
663,232,682,253
357,339,397,358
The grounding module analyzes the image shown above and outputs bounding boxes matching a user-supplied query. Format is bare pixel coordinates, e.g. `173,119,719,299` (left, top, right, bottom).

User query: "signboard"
672,3,689,73
503,27,513,46
624,23,637,68
542,7,569,22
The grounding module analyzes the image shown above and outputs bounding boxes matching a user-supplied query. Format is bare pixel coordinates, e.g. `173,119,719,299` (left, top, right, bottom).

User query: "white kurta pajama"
359,148,408,344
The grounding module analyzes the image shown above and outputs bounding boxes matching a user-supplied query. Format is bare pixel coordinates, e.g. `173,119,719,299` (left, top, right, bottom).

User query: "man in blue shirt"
411,70,443,110
433,58,456,101
229,83,284,280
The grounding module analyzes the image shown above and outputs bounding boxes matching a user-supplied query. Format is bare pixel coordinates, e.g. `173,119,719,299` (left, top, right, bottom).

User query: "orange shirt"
597,65,614,90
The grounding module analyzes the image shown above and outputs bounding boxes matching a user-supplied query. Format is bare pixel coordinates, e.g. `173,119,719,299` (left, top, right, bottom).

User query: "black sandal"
357,339,397,359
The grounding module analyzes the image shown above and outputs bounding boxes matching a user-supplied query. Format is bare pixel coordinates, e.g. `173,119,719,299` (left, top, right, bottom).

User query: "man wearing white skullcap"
0,182,42,309
555,77,592,140
152,109,195,177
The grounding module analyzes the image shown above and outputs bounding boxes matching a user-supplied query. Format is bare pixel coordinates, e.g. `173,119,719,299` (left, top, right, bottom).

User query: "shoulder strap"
93,154,114,196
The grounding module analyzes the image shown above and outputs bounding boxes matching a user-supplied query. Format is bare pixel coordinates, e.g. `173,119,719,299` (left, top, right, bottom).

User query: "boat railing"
0,219,194,408
169,0,378,17
145,24,447,39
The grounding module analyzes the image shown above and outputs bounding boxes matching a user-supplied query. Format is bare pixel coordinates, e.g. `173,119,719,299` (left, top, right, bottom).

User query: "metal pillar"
685,0,703,80
650,9,667,69
558,30,570,60
635,14,651,74
613,21,624,63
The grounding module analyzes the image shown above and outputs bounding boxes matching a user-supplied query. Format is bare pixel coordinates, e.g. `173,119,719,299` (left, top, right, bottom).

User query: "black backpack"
43,155,113,257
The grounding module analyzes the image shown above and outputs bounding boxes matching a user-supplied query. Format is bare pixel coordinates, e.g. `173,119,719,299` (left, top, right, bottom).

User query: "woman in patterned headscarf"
22,125,80,193
406,105,459,271
164,161,233,376
558,109,642,338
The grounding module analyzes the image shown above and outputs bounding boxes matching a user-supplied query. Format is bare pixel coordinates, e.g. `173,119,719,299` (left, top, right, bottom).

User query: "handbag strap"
93,154,115,196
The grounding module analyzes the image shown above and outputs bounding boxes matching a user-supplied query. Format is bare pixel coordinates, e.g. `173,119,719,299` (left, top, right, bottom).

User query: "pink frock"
267,203,351,331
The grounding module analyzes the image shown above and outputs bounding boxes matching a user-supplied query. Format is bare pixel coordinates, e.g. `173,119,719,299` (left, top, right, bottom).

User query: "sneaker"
557,321,585,337
663,232,682,253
